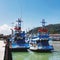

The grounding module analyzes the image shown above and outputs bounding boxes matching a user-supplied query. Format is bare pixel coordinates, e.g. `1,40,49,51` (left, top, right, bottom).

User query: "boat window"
41,40,49,46
14,33,25,43
36,40,40,43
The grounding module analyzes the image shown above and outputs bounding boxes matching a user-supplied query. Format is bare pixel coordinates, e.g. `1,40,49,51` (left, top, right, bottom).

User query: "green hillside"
27,24,60,34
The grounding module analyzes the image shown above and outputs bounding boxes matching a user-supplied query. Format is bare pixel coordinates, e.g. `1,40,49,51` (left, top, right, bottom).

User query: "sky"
0,0,60,35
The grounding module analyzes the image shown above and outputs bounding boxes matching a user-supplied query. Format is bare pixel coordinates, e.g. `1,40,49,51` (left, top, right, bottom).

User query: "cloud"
0,24,12,35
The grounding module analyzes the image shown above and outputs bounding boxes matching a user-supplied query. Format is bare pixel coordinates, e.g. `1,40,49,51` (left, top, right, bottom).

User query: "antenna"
17,0,23,19
21,7,22,19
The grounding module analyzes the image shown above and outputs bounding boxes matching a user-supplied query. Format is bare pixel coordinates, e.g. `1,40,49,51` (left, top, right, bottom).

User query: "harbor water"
12,41,60,60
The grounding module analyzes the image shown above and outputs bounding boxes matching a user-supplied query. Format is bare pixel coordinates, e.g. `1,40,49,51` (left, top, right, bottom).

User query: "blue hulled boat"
9,18,29,51
29,19,54,52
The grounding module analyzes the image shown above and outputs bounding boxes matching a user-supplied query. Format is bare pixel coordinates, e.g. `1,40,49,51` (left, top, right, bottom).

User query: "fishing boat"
29,19,54,52
9,18,29,51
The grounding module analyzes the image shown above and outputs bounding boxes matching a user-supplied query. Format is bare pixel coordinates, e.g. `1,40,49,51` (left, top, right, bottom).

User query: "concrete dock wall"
4,39,12,60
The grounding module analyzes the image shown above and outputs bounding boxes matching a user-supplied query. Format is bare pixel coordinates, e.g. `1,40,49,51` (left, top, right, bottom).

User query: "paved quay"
0,40,5,60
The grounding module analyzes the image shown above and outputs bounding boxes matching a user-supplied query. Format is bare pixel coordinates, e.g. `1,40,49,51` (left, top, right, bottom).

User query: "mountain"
27,24,60,34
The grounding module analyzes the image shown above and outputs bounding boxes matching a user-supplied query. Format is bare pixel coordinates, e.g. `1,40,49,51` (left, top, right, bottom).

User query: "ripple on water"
12,51,60,60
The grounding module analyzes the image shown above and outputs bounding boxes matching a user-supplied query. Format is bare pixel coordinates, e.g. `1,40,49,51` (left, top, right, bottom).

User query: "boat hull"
30,45,54,52
30,49,53,52
9,43,29,52
10,48,29,52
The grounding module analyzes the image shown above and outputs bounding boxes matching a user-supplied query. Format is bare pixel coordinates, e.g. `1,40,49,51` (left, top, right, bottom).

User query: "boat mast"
41,19,48,33
14,18,23,32
17,18,22,29
41,19,46,28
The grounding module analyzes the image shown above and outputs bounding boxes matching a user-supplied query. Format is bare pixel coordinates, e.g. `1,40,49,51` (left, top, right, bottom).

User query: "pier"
0,40,5,60
4,39,12,60
0,39,12,60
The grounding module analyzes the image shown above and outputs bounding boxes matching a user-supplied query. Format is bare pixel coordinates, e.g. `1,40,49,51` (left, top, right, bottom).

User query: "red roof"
14,27,21,31
38,28,48,32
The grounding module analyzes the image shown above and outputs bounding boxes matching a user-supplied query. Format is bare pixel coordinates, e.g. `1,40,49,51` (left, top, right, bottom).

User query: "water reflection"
49,52,60,60
12,51,60,60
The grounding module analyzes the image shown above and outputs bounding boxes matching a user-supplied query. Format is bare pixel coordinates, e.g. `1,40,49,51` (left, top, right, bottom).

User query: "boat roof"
31,37,49,41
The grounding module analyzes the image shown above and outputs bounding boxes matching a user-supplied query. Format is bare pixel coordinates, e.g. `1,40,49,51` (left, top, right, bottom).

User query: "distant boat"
29,19,54,52
9,18,29,51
